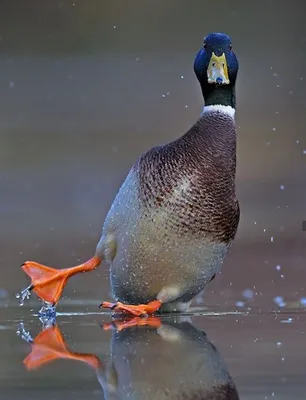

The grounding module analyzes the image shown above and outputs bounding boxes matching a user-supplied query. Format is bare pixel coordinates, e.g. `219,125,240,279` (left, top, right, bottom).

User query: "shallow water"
1,302,306,399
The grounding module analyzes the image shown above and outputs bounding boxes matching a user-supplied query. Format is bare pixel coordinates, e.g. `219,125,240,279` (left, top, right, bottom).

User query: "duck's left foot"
102,316,162,331
99,300,162,317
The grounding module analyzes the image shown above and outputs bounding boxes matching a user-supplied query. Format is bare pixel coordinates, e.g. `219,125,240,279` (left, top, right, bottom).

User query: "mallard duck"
19,32,240,316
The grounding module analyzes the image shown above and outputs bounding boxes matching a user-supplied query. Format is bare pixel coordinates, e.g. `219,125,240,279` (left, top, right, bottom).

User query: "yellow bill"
207,52,230,85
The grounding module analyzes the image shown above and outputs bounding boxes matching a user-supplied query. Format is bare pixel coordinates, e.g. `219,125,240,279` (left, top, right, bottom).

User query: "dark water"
1,301,306,399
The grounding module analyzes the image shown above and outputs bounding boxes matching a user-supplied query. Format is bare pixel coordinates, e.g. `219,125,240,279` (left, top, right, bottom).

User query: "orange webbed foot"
23,325,101,371
18,256,101,305
99,300,162,317
103,316,162,331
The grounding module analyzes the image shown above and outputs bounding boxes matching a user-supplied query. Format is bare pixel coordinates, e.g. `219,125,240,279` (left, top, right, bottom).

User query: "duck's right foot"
99,300,162,317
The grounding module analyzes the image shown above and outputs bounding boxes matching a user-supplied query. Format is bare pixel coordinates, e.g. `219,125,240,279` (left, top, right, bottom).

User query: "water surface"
1,302,305,399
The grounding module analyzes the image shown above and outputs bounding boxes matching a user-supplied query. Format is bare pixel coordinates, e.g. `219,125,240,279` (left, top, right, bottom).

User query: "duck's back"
99,108,240,305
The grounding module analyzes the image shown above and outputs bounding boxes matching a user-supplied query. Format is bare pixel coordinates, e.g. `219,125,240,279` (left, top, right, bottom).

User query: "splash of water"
37,302,57,326
15,285,33,306
16,322,33,343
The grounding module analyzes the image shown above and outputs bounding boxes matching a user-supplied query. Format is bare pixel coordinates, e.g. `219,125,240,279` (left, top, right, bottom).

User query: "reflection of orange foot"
99,300,162,317
103,316,162,331
23,325,101,371
20,256,101,305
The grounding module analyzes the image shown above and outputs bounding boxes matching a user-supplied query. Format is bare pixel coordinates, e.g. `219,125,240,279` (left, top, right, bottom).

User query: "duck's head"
194,32,239,108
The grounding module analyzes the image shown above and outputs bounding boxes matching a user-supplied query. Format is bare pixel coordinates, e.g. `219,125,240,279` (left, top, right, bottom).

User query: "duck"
19,32,240,316
20,317,240,399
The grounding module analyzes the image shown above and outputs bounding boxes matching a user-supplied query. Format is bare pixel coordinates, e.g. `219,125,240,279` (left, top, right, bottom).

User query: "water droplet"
235,301,244,307
9,81,15,88
273,296,286,308
271,236,274,242
180,75,184,79
276,265,281,271
272,127,276,131
242,289,254,299
281,317,292,324
300,298,306,306
280,185,285,190
276,342,282,347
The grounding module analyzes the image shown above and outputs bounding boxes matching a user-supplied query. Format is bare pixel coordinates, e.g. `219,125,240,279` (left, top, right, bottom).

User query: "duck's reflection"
18,317,239,399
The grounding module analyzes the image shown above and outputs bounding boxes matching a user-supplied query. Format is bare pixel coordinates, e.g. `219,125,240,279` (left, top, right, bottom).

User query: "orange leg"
100,300,162,317
103,316,162,331
19,255,101,305
23,325,101,371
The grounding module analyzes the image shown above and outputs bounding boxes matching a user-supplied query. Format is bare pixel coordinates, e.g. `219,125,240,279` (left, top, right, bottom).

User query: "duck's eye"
229,44,232,50
203,42,207,49
212,62,216,67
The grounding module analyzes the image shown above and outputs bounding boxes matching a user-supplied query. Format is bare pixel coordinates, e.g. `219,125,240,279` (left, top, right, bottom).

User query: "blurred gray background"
1,0,305,308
